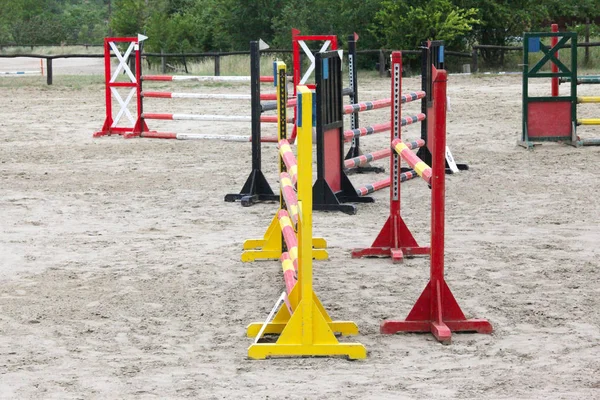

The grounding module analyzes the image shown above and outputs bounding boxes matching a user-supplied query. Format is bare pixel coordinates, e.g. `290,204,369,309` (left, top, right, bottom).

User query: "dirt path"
0,71,599,399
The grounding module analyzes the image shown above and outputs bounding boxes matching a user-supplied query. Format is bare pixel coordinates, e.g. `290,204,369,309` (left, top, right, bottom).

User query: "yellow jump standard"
246,83,366,360
242,61,327,263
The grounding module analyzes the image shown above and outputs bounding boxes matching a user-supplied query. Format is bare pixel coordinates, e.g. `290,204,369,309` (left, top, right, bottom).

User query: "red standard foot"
351,246,429,262
93,130,122,138
380,279,493,343
351,215,429,262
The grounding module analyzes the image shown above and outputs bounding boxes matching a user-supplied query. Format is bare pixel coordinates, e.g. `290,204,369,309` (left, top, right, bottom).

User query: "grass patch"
144,54,279,77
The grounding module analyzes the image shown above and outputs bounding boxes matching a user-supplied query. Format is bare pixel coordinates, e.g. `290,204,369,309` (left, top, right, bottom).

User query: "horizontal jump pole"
133,131,279,142
400,91,426,104
277,209,298,271
560,76,600,85
577,96,600,104
280,172,299,226
355,170,418,196
344,139,425,169
142,74,276,83
261,98,298,112
280,252,297,294
577,119,600,125
0,71,41,75
343,122,391,142
345,149,391,169
143,91,284,101
391,138,432,184
580,138,600,146
143,91,250,100
260,93,277,101
141,113,293,123
343,113,426,142
342,91,425,115
278,139,298,185
344,98,391,114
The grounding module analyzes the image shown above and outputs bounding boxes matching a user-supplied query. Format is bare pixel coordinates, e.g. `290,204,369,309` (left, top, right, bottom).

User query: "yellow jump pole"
577,96,600,104
577,119,600,125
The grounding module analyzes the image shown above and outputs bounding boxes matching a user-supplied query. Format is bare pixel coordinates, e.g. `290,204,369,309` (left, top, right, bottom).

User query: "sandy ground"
0,57,599,399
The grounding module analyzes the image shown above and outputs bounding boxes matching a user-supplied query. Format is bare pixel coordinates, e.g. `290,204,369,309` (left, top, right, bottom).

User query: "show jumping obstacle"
312,50,428,214
241,61,327,264
367,52,493,343
244,62,366,359
345,41,468,175
312,41,468,214
93,36,291,206
225,30,356,207
93,30,341,144
93,36,283,141
350,51,439,261
521,24,600,148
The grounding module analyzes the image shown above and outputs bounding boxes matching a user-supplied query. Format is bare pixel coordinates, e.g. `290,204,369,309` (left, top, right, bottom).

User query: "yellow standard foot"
248,343,367,360
247,320,360,338
241,214,328,261
247,291,358,337
247,295,366,360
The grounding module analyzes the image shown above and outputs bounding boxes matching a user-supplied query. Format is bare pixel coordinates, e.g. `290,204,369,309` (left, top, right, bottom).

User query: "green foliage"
372,0,479,51
145,10,200,52
211,0,283,50
110,0,148,38
62,2,108,42
455,0,545,46
545,0,600,20
270,0,380,49
1,0,600,74
0,0,108,45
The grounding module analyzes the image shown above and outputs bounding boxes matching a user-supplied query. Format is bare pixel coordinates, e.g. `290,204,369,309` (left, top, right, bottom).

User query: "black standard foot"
224,169,279,206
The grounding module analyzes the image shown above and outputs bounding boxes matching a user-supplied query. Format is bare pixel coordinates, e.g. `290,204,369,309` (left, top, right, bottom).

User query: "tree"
110,0,149,38
545,0,600,21
452,0,547,64
0,0,110,45
209,0,283,50
455,0,546,44
372,0,479,51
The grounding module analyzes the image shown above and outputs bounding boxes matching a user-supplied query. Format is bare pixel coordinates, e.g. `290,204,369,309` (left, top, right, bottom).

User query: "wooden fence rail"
2,40,600,85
